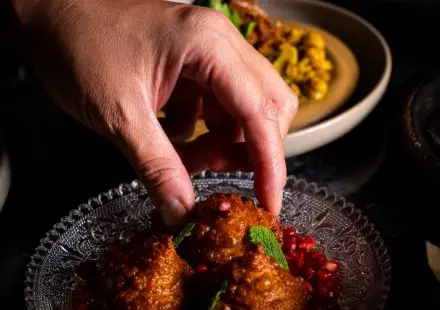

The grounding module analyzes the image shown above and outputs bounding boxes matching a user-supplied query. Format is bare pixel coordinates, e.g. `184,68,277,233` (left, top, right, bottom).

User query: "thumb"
114,108,195,228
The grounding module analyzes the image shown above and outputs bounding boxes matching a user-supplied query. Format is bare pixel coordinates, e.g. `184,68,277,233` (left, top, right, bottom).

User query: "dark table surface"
1,0,440,309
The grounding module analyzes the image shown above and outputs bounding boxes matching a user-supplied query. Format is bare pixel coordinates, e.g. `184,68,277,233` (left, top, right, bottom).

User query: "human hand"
12,0,298,226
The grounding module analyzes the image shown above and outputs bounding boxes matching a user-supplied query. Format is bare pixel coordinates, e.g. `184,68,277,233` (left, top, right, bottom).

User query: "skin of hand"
11,0,298,227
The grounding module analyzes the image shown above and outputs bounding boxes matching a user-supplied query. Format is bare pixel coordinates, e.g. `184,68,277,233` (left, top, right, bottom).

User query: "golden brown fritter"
183,192,282,267
94,235,193,310
216,244,309,310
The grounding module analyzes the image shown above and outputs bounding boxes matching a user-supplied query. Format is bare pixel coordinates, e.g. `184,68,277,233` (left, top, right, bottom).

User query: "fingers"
111,96,195,228
179,9,297,214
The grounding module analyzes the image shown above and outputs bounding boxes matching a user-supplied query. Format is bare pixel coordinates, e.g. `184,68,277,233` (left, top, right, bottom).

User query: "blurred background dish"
253,0,392,157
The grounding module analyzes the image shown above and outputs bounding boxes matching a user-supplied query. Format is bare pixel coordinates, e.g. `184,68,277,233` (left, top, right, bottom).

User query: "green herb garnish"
208,280,228,310
244,21,257,39
194,0,252,35
249,226,289,270
173,222,195,248
230,9,242,28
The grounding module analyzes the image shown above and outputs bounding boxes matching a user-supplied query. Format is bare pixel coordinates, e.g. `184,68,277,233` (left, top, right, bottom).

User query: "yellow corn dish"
256,21,334,102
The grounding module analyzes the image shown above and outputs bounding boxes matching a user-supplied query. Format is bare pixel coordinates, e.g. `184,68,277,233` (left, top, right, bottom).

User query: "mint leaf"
173,222,195,248
208,280,228,310
249,226,289,270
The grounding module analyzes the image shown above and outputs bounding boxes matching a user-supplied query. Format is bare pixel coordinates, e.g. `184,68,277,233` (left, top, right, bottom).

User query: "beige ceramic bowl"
258,0,392,157
170,0,392,157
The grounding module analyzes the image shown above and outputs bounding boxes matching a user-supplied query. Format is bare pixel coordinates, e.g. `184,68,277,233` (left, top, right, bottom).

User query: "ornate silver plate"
24,172,391,310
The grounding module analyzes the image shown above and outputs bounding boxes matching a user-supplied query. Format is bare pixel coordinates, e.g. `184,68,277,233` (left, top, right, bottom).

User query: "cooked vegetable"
173,222,195,248
249,226,289,270
244,21,257,39
193,0,334,102
208,280,228,310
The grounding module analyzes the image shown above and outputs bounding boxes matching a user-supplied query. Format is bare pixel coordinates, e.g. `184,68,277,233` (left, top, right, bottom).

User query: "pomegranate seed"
304,267,315,279
313,269,332,282
304,281,314,293
285,252,296,262
283,237,297,253
294,250,305,269
283,227,296,239
312,270,340,299
299,236,317,251
288,260,299,276
306,249,327,268
219,201,231,211
196,264,208,272
323,261,339,272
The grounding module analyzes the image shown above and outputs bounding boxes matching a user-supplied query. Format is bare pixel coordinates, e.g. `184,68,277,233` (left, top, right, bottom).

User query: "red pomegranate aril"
281,228,342,307
304,267,315,279
283,227,296,239
283,237,297,253
285,252,296,262
196,264,208,272
299,236,317,251
218,201,231,211
323,261,339,272
288,264,299,276
306,249,327,268
313,270,341,299
304,280,314,293
313,270,332,283
294,250,305,269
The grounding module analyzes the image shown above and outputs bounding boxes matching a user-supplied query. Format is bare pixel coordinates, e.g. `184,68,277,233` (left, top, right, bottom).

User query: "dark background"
1,0,440,309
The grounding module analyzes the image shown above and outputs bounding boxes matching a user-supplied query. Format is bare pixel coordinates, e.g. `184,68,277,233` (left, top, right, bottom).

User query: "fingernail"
159,197,188,227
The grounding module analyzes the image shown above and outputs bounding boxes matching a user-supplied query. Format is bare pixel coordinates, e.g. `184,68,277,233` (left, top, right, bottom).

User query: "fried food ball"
216,244,309,310
95,235,193,310
183,193,282,267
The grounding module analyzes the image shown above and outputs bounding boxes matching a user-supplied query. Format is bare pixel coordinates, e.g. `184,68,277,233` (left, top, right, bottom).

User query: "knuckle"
137,157,181,190
256,96,279,124
279,94,298,120
179,6,228,34
200,8,230,28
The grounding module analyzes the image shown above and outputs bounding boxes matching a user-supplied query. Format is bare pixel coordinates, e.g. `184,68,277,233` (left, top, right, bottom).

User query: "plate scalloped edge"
24,171,391,309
